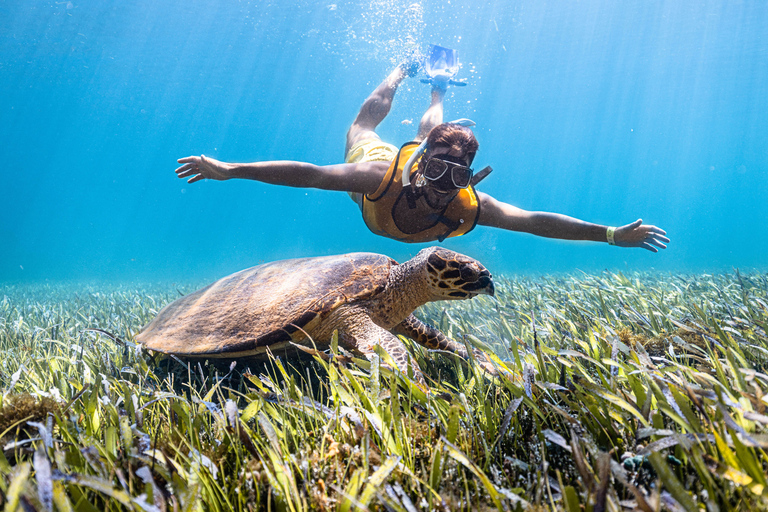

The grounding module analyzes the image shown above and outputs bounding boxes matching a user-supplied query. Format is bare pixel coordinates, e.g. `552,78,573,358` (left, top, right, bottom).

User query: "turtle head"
417,247,494,301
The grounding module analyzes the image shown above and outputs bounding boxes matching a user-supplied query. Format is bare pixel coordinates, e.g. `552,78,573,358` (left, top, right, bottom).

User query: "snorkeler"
175,46,669,251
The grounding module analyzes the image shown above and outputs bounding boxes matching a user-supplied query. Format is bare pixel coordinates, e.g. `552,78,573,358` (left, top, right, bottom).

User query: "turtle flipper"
393,315,496,375
393,314,466,353
338,313,425,383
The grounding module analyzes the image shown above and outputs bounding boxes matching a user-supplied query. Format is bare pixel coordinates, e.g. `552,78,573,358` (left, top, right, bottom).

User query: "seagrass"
0,270,766,511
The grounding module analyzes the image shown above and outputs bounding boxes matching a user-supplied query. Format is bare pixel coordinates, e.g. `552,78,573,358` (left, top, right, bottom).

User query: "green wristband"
606,227,616,245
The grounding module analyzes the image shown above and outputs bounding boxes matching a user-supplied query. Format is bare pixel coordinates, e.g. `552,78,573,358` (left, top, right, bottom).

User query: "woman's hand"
175,155,232,183
614,219,669,252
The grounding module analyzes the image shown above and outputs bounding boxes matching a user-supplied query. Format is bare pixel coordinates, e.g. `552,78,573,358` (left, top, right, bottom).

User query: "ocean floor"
1,271,767,510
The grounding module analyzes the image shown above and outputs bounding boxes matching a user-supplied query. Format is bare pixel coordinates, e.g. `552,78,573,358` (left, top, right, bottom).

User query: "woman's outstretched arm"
175,155,389,194
476,192,669,252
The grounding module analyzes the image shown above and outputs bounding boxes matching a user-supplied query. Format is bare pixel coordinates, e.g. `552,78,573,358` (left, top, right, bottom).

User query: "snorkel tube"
401,118,476,187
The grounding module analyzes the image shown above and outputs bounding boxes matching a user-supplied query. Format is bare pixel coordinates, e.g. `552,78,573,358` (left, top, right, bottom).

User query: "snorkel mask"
423,155,473,190
402,118,492,189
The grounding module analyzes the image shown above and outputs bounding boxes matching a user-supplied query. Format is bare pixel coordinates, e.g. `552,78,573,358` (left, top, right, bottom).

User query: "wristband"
606,226,616,245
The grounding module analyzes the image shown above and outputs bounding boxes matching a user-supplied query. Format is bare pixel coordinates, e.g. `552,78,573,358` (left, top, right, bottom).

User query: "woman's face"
418,146,472,208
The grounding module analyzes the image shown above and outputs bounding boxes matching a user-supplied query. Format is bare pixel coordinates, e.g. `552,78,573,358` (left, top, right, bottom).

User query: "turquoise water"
2,0,766,283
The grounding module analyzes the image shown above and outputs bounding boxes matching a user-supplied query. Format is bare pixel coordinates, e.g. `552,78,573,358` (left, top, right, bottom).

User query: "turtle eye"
460,265,479,282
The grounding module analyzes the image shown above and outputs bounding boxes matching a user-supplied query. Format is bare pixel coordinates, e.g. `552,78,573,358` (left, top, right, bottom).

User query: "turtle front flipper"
337,313,425,383
393,315,496,376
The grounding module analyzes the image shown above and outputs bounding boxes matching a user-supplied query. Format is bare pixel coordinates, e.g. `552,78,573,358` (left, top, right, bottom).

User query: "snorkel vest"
361,142,480,243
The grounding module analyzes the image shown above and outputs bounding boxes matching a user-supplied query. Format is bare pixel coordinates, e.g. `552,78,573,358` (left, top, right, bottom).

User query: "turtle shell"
136,252,395,356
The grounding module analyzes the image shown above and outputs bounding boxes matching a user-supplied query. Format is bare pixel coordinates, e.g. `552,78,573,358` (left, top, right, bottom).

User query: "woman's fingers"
641,226,670,245
176,167,198,178
175,162,195,173
176,157,204,181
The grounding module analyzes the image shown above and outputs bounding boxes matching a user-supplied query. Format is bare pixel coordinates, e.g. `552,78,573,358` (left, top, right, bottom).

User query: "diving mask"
423,156,473,190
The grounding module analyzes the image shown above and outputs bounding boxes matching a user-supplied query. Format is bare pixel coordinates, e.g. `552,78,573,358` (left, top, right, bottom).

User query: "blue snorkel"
401,118,476,187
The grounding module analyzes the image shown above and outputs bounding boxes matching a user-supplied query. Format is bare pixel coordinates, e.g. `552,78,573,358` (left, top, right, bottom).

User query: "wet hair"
424,123,479,165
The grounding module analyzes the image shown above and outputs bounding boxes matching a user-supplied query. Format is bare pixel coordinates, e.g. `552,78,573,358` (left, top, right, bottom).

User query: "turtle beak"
462,271,495,297
479,276,495,297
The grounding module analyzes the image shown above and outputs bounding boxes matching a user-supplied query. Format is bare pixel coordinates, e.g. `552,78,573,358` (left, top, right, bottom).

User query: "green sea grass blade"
562,485,580,512
358,456,400,507
591,387,650,427
52,481,75,512
338,467,366,512
441,437,505,511
648,452,698,512
362,408,399,454
428,443,444,504
730,427,768,489
4,462,31,512
240,400,261,423
59,472,138,510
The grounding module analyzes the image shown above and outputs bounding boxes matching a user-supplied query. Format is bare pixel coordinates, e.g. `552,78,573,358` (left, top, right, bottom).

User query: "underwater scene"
1,1,767,510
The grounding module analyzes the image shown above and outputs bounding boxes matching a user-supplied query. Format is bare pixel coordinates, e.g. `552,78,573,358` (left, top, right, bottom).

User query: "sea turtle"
136,247,495,381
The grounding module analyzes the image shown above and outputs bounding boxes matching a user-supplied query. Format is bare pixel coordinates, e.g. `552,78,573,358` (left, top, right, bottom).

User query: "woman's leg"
346,62,416,156
415,85,446,142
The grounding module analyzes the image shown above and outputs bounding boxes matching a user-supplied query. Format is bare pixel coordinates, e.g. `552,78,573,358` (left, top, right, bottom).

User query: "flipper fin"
422,44,467,88
420,78,467,87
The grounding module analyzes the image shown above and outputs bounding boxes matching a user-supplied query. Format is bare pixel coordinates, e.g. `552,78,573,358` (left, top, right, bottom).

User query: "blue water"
2,0,767,283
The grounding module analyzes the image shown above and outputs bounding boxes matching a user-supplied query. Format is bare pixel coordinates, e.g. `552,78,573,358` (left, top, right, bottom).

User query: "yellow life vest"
361,142,480,243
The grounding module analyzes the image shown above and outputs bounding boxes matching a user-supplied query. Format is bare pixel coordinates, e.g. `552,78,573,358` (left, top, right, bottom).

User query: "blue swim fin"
421,44,467,88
